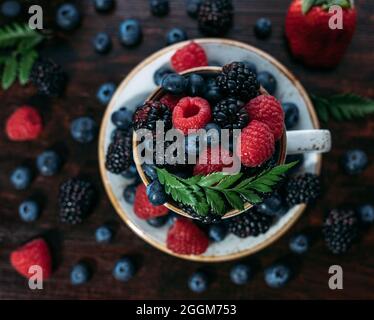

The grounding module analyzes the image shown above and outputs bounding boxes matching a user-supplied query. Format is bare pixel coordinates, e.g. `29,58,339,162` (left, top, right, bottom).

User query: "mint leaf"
2,56,17,90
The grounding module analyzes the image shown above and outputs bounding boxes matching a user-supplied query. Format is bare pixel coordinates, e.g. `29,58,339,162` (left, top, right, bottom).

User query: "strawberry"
166,218,209,255
285,0,357,68
171,41,208,72
134,183,169,219
10,238,52,279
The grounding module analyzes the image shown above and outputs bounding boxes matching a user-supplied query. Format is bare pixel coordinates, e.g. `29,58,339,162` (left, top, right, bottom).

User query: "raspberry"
172,97,211,135
171,41,208,72
5,106,43,141
245,95,284,140
166,218,209,255
10,238,52,279
236,120,275,167
134,184,169,219
193,146,233,175
160,94,181,111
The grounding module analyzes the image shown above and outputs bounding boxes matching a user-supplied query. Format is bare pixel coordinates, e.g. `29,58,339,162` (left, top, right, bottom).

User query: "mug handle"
286,130,332,155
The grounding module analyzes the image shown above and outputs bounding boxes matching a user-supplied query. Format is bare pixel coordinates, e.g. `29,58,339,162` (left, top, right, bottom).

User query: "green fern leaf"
18,49,37,85
2,56,17,90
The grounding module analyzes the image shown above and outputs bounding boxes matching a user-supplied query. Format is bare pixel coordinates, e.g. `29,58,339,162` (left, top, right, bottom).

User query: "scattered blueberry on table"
357,204,374,224
1,0,21,18
19,200,40,222
341,149,368,175
113,257,135,282
254,18,272,39
10,166,32,190
36,150,61,176
289,234,309,254
70,262,91,285
264,264,291,288
188,271,208,293
93,32,112,54
97,82,116,105
95,225,113,243
149,0,169,17
119,19,142,47
56,3,81,31
94,0,115,13
230,264,251,285
166,27,188,45
186,0,202,18
70,116,98,143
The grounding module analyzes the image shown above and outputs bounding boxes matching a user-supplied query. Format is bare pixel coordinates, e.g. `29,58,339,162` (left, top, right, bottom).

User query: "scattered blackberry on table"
153,67,174,86
123,183,137,204
111,107,132,130
323,209,358,255
147,215,169,228
36,150,61,176
161,73,188,95
212,98,249,129
341,149,368,175
70,116,98,143
188,271,208,293
95,225,113,243
58,178,95,224
149,0,169,17
186,73,206,96
19,200,40,222
105,129,132,174
257,71,277,95
113,257,135,282
216,62,260,102
180,204,222,224
254,18,272,39
282,102,299,129
56,3,81,31
119,19,142,47
186,0,202,18
30,59,66,97
264,264,291,288
97,82,116,105
146,180,167,206
285,173,321,206
1,0,21,18
70,262,91,285
166,28,188,45
198,0,233,36
133,101,172,131
289,234,309,254
208,223,227,242
256,192,287,217
357,204,374,224
93,0,115,13
93,32,112,54
230,263,251,285
10,166,32,190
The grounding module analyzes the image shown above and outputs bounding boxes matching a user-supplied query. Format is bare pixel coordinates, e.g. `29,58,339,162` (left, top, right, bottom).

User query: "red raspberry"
166,218,209,255
10,238,52,279
172,97,211,135
245,95,284,140
5,106,43,141
160,94,181,111
134,184,169,219
171,42,208,72
193,146,233,175
236,120,275,167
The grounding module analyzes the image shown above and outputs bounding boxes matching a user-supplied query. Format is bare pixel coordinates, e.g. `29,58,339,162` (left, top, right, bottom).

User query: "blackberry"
212,98,249,129
180,204,222,224
133,101,172,131
198,0,233,36
285,173,321,206
30,59,67,97
105,129,132,174
323,209,358,254
216,62,260,102
227,209,273,238
58,178,95,224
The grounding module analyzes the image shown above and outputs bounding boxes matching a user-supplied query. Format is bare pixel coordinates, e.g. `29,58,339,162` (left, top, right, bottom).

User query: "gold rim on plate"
98,38,322,263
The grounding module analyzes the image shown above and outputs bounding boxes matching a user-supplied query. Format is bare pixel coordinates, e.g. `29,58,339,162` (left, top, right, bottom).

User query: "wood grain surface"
0,0,373,300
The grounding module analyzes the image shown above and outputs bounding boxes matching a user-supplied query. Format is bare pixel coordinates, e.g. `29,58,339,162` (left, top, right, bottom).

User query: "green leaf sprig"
156,161,298,216
0,23,44,90
312,94,374,122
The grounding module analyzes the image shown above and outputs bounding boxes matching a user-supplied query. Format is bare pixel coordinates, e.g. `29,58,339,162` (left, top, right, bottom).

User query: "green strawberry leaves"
302,0,352,14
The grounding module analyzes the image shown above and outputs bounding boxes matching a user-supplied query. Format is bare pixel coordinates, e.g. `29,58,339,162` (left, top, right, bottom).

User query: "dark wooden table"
0,0,373,300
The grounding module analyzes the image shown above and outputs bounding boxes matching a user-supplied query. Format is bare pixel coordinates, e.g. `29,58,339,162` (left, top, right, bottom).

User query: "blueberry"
70,263,91,285
264,264,291,288
166,28,188,45
93,0,114,12
123,184,137,204
10,166,32,190
241,61,257,75
257,71,277,95
95,225,113,243
289,234,309,254
56,3,81,31
282,102,299,129
122,164,139,180
97,82,116,105
254,18,272,39
147,215,169,228
113,257,135,282
167,211,178,226
36,151,61,176
208,224,227,242
70,116,98,143
143,164,158,181
93,32,112,54
154,67,174,86
1,0,21,18
111,107,132,129
230,264,251,285
256,192,287,217
19,200,40,222
162,73,187,95
205,123,220,147
342,149,368,175
188,271,208,293
119,19,142,47
186,0,202,18
149,0,169,17
187,73,206,96
146,180,167,206
357,204,374,223
204,78,222,103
